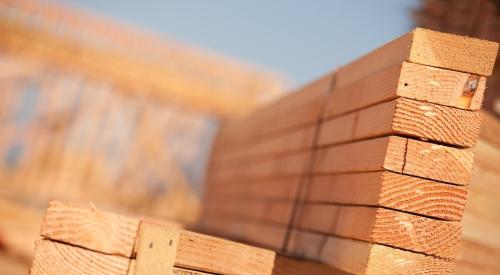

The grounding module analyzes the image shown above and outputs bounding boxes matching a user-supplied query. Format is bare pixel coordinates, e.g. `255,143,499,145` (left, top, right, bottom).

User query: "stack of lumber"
31,201,347,275
414,0,500,117
455,113,500,274
202,28,498,274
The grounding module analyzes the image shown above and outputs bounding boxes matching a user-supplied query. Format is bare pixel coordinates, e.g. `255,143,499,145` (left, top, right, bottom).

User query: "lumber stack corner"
202,28,498,274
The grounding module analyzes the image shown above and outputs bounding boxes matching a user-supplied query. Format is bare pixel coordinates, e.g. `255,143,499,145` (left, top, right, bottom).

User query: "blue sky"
61,0,419,88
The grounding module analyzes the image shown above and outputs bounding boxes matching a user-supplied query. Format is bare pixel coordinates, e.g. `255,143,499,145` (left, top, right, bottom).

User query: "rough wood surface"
296,204,461,258
335,28,498,93
314,136,474,185
288,231,454,275
40,200,139,257
306,171,467,221
321,97,482,148
31,239,130,275
40,201,277,275
325,62,486,119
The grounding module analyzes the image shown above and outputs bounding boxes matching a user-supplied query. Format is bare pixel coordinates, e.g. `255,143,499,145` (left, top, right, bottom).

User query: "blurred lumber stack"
202,28,498,274
414,0,500,118
30,201,347,275
455,113,500,274
0,0,284,270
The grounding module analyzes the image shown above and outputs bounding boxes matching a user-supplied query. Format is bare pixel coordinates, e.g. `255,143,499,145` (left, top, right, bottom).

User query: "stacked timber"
455,113,500,274
30,201,347,275
414,0,500,118
202,28,498,274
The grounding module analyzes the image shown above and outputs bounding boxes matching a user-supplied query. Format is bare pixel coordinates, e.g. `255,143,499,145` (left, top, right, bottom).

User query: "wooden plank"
335,28,498,94
321,97,482,148
31,239,213,275
356,97,481,147
31,239,130,275
205,177,300,201
204,199,294,225
288,231,454,274
31,236,348,275
326,62,487,118
40,201,276,274
218,73,332,144
314,136,474,185
211,151,310,182
295,204,461,258
271,255,350,275
202,211,288,251
306,171,467,221
214,125,316,164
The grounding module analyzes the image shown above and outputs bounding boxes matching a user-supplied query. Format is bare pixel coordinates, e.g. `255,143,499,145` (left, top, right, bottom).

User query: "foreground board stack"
31,201,349,275
455,113,500,275
202,28,498,274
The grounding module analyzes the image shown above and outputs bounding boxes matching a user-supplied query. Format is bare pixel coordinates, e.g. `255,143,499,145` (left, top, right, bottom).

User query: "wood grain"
31,239,130,275
296,204,461,258
314,136,474,185
326,62,487,119
40,200,139,257
335,28,497,93
40,201,277,275
306,171,467,221
321,97,482,148
288,231,455,275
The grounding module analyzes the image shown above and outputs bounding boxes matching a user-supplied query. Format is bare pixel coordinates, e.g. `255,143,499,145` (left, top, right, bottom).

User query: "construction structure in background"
0,0,284,271
415,0,500,117
415,1,500,273
202,28,498,274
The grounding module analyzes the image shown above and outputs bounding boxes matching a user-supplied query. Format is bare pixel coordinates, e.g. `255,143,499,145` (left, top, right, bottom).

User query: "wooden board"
287,230,454,275
314,136,474,185
321,97,482,148
295,204,460,258
40,201,276,274
326,62,487,119
335,28,498,94
205,177,300,201
214,125,316,164
202,211,288,251
211,151,310,182
32,238,345,275
306,171,467,221
204,199,293,225
31,239,131,275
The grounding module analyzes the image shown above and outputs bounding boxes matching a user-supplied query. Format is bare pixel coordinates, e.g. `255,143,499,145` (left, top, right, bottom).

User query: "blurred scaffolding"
0,0,285,270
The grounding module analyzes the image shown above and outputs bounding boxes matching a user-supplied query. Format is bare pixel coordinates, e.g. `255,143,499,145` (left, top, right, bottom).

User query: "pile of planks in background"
202,28,499,274
30,201,349,275
455,113,500,274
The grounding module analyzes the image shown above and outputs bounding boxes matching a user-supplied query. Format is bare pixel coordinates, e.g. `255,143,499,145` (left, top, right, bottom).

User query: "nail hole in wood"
404,83,408,86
